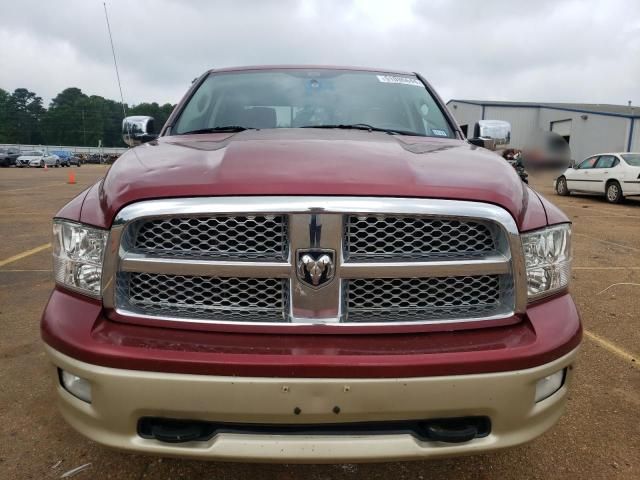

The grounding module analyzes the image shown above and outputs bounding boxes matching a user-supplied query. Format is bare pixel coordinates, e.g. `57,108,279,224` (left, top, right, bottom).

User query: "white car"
16,150,60,168
555,152,640,203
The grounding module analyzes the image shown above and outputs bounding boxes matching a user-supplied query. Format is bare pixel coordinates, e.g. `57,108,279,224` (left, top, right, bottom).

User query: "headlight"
53,219,107,297
521,224,572,299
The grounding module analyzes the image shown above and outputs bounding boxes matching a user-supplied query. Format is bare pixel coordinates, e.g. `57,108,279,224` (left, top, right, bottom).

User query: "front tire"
40,160,45,168
556,176,569,196
606,181,623,204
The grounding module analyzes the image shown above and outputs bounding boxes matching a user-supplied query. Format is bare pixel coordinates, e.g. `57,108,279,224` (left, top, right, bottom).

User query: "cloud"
1,0,639,106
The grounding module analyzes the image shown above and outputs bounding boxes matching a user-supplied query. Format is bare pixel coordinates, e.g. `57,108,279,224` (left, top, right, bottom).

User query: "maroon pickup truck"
42,66,580,462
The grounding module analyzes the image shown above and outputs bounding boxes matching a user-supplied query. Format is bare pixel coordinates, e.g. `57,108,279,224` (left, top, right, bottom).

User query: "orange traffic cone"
68,171,76,185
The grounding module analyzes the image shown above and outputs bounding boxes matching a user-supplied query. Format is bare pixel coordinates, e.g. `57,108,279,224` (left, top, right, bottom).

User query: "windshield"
23,151,42,156
621,153,640,166
173,69,454,138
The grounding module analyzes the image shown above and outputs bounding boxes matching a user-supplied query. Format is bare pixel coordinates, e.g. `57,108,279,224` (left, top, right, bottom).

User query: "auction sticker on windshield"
376,75,422,86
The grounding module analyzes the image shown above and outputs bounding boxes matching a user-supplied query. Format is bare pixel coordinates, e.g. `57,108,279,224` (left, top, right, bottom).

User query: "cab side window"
578,156,598,169
595,155,616,169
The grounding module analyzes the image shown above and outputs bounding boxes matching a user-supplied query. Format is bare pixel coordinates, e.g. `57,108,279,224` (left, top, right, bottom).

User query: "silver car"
16,150,60,168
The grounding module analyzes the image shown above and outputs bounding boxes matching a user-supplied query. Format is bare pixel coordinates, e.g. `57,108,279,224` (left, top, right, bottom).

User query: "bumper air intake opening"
138,416,491,444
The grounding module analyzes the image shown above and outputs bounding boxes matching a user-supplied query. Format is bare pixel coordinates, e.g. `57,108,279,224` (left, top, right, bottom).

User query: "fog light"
534,369,566,403
59,369,92,403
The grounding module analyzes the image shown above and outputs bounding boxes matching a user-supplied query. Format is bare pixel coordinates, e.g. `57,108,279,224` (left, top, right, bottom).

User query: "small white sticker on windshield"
432,129,448,136
376,75,422,87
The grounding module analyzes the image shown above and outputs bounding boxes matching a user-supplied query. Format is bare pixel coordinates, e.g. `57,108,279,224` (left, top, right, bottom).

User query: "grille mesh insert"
118,273,287,322
131,215,287,260
345,275,508,322
345,216,496,261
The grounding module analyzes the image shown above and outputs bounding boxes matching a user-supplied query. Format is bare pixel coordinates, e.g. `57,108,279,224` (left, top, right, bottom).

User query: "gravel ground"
0,165,638,479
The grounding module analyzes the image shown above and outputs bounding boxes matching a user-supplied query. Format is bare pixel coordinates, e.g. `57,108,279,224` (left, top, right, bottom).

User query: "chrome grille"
104,197,524,326
118,272,287,322
130,215,287,260
344,216,497,260
345,275,511,322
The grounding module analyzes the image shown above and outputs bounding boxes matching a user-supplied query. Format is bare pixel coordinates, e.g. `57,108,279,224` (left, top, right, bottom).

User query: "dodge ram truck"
42,66,581,462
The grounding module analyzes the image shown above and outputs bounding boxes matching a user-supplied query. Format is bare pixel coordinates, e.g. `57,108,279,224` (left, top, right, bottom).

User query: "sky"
1,0,639,107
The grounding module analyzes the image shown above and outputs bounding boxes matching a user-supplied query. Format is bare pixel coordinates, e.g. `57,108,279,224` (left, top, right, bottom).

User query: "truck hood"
85,129,544,229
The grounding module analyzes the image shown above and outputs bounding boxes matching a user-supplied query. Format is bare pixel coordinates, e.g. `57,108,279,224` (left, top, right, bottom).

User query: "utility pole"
82,108,87,146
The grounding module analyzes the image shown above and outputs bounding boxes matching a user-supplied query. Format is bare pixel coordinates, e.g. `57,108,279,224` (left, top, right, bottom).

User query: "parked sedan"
16,151,60,168
555,152,640,203
15,151,37,167
0,147,21,167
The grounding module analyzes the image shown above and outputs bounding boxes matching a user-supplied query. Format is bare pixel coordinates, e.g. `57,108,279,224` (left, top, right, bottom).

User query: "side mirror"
122,116,158,147
468,138,497,149
569,159,576,169
471,120,511,150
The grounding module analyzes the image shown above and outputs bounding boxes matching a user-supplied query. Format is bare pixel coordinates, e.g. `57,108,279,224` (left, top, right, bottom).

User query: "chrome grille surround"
102,197,526,326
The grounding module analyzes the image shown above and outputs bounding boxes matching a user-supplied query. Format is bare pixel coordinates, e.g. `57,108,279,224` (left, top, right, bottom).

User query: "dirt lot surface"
1,165,639,479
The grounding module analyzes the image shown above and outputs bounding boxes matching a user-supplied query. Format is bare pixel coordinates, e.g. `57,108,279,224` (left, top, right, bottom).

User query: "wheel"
55,160,60,168
40,160,44,168
606,181,623,204
556,176,569,196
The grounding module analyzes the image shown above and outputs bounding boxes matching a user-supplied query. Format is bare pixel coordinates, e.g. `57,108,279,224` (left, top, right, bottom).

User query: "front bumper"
46,345,578,462
42,288,582,378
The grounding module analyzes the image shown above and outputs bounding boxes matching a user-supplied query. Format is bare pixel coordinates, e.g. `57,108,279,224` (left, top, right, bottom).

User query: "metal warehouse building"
446,100,640,162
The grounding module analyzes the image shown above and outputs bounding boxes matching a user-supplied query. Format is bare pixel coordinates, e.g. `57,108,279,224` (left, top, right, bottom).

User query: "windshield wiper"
300,124,423,136
178,126,250,135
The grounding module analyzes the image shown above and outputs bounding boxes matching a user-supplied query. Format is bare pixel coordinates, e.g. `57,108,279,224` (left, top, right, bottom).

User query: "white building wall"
447,102,540,147
537,109,629,162
447,101,638,160
446,102,482,137
630,119,640,152
482,106,539,149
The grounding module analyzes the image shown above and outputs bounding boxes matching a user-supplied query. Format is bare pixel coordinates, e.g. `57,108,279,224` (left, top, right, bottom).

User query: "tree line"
0,87,174,147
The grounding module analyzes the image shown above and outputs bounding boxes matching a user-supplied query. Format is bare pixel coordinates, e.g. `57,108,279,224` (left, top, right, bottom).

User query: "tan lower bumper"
45,345,579,463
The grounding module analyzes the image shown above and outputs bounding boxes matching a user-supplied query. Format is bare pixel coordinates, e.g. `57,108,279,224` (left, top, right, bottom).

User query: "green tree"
4,88,46,144
1,85,175,147
42,87,89,146
0,88,10,143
